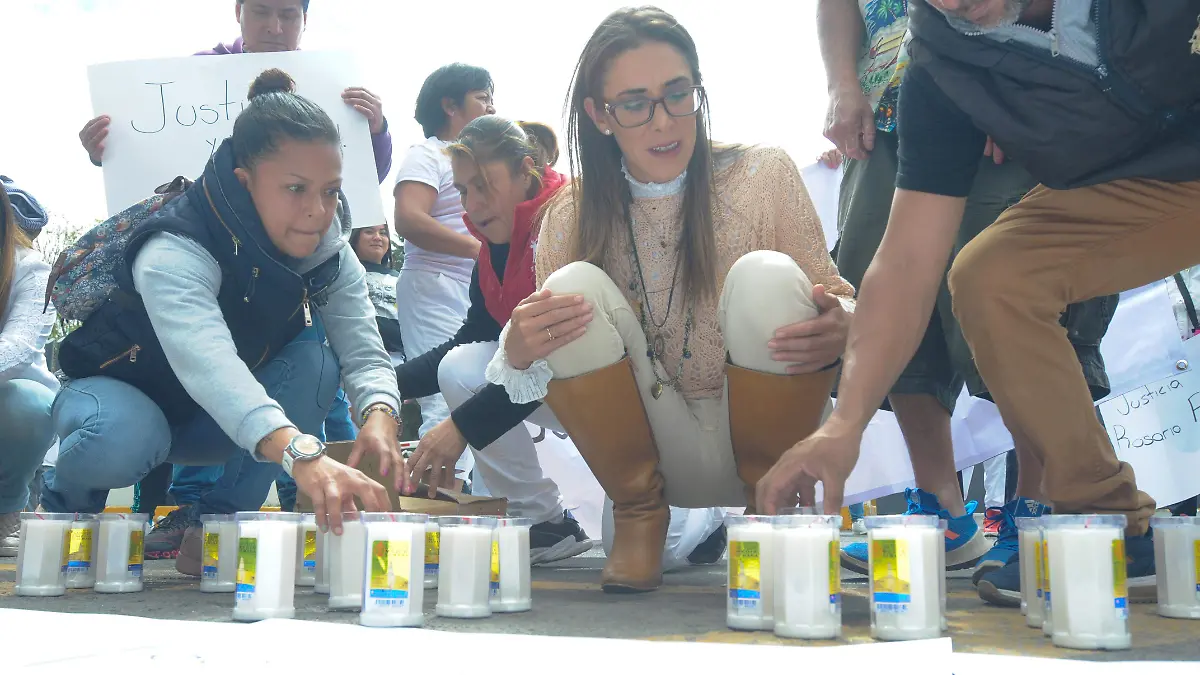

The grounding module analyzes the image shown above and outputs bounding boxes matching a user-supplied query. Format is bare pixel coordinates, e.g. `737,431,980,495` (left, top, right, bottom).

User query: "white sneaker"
0,512,19,557
851,519,867,535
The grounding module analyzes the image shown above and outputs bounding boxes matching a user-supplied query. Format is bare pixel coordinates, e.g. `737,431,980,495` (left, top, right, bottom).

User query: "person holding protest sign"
393,114,592,564
0,181,58,557
46,70,402,561
393,63,497,488
78,0,395,183
488,7,854,593
758,0,1200,605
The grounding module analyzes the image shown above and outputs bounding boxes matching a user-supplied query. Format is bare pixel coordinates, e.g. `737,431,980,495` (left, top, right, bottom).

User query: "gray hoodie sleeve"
315,247,402,421
132,233,293,453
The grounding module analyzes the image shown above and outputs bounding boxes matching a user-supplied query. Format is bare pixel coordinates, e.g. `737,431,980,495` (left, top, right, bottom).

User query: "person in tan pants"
486,7,854,593
759,0,1200,603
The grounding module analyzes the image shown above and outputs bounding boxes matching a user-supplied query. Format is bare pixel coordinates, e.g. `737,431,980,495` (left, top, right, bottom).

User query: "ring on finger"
546,327,555,341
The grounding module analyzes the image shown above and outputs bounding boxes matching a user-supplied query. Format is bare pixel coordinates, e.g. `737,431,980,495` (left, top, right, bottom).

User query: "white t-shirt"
393,136,475,283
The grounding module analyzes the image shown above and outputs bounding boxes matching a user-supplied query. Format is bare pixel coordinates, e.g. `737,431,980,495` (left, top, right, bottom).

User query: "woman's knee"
438,343,496,409
0,380,55,454
52,377,171,489
542,261,619,300
722,250,818,319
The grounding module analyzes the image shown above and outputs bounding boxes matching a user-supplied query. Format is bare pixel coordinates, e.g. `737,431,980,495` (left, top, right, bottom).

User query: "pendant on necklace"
651,381,664,400
653,334,666,360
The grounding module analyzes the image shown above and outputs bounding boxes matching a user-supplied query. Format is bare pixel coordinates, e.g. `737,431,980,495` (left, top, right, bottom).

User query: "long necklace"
625,207,693,400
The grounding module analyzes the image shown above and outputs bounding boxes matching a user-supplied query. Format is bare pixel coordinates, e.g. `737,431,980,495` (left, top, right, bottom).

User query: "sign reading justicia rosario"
87,50,386,225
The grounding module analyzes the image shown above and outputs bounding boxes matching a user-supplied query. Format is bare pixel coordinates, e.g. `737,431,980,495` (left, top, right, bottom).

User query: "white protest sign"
88,50,386,225
1097,281,1200,508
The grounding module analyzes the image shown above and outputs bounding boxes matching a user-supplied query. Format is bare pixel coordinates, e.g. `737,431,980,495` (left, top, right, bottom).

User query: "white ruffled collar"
622,159,686,199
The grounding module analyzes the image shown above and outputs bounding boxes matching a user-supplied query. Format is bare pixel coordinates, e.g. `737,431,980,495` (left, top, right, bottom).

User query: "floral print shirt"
858,0,910,133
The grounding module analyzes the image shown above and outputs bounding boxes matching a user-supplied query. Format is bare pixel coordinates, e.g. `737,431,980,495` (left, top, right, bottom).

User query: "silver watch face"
290,434,325,459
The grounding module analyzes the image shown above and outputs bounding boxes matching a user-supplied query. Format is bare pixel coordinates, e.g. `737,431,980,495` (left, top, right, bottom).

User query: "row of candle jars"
203,512,531,626
14,512,147,596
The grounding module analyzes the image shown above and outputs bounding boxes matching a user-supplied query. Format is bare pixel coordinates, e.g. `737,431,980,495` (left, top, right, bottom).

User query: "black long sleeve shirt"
394,243,542,450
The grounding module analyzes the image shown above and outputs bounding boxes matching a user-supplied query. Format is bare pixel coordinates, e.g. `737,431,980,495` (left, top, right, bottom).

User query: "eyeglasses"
603,85,706,129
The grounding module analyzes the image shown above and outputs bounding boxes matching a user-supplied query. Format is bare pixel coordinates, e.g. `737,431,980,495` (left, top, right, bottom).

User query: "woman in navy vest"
46,69,403,571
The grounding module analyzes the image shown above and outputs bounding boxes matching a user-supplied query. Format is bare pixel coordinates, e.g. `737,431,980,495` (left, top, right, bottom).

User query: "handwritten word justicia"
1110,379,1184,416
130,80,246,135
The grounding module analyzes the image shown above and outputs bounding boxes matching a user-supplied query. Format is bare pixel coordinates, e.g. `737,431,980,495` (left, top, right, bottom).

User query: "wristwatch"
281,434,326,477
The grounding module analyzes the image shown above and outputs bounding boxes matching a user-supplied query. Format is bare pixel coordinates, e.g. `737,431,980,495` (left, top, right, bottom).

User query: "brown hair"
0,187,33,323
564,6,734,302
447,115,559,200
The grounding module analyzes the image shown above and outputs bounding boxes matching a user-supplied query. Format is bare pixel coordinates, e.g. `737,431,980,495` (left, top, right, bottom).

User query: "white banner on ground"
1097,279,1200,508
87,50,385,225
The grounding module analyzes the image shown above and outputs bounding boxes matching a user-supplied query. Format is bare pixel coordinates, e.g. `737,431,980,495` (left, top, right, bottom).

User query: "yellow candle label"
490,540,501,597
1194,540,1200,596
235,537,257,600
303,530,317,570
1042,543,1052,610
128,529,145,577
61,526,93,571
728,540,761,609
1033,540,1045,600
829,539,840,610
369,539,410,604
202,532,220,579
871,538,910,613
1112,539,1129,618
425,531,440,575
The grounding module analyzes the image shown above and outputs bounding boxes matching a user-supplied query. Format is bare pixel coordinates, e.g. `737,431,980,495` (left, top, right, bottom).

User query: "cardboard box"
294,441,507,517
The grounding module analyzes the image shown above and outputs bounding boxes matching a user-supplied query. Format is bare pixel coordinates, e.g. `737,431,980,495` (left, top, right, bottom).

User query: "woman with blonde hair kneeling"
488,6,855,593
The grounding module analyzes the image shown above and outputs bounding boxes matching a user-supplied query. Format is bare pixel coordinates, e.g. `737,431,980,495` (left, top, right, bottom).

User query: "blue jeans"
848,503,865,520
0,379,56,513
43,339,339,514
167,317,354,509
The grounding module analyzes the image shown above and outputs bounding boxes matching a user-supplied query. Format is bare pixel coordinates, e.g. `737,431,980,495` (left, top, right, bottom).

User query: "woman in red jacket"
397,115,592,564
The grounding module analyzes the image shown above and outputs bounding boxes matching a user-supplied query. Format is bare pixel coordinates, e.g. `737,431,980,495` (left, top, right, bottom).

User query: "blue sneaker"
840,488,992,574
971,497,1051,586
978,526,1158,607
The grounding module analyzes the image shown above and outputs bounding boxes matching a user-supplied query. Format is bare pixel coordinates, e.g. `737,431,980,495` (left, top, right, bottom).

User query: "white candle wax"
295,515,318,587
94,514,148,593
1016,519,1045,628
726,516,776,631
772,516,841,639
199,516,239,593
436,517,497,619
1045,516,1130,651
867,516,942,641
63,516,99,589
491,518,532,613
14,514,72,597
360,514,428,627
328,516,368,610
1151,516,1200,619
232,513,301,622
424,521,440,589
314,528,331,594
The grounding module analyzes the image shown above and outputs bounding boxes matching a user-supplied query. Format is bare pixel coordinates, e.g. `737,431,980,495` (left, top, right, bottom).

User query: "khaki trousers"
949,178,1200,534
542,251,825,508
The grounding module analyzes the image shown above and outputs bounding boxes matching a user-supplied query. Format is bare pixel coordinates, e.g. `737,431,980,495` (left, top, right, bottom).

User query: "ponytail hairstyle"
446,115,559,200
0,186,33,323
232,68,341,170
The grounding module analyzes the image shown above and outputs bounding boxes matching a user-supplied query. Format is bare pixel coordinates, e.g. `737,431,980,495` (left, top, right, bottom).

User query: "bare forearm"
818,0,865,93
829,192,965,431
396,212,481,260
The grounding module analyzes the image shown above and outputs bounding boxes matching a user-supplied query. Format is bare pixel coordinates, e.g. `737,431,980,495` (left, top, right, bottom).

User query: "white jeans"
396,269,473,478
438,341,566,524
542,251,823,508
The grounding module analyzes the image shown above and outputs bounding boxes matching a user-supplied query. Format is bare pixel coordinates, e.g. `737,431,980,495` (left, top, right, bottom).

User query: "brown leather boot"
545,357,668,593
727,365,837,510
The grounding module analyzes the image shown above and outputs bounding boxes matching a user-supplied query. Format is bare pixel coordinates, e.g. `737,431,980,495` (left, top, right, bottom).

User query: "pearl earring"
604,129,613,136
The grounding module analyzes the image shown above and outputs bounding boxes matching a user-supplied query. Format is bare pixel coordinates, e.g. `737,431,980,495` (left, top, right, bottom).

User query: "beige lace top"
535,146,855,400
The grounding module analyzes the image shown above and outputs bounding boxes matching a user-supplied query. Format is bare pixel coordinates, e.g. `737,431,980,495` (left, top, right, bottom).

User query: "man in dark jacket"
759,0,1200,607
